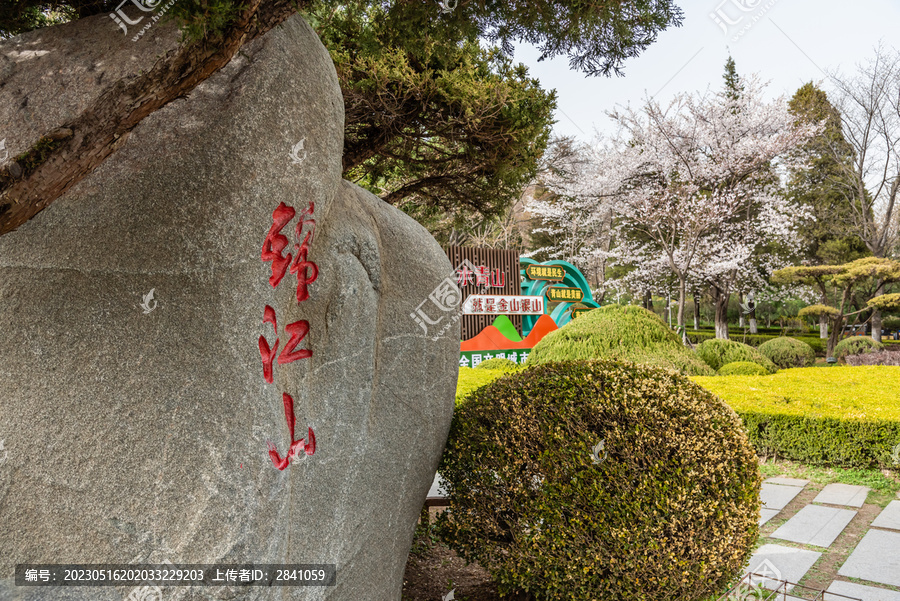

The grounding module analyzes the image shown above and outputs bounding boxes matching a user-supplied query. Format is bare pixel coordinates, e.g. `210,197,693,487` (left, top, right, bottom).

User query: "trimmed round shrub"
718,361,770,376
475,357,519,371
527,304,715,376
834,336,885,360
439,360,761,601
758,337,816,369
695,338,777,374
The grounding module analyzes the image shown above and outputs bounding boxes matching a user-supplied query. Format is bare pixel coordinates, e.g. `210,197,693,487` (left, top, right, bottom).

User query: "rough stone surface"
0,12,458,601
871,500,900,531
745,544,822,591
826,581,900,601
838,530,900,587
771,505,857,548
761,482,805,510
814,483,871,507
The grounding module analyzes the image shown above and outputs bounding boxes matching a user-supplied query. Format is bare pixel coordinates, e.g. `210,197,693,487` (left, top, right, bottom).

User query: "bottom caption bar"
15,564,336,586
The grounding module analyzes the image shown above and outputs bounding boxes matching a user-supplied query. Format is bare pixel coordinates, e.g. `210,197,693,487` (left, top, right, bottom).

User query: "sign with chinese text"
525,264,565,281
572,308,596,319
547,287,584,303
462,295,544,315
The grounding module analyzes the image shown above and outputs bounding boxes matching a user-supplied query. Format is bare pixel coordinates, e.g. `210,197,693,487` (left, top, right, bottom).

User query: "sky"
509,0,900,142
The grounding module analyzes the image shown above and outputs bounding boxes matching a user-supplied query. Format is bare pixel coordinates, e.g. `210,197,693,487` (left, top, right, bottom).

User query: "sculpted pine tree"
0,0,684,237
774,258,900,358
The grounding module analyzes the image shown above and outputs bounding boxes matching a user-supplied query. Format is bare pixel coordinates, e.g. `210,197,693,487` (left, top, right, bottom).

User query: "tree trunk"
749,309,758,334
0,0,298,237
819,316,828,339
693,294,700,330
676,277,686,330
712,285,730,339
871,281,885,343
827,315,843,359
643,290,653,312
738,291,745,328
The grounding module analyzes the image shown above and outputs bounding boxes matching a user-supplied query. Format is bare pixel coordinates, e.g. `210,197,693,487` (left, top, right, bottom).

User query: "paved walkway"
747,478,900,600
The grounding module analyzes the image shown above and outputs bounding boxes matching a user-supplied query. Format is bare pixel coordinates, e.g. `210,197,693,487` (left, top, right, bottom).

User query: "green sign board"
525,264,565,281
459,350,530,367
547,286,584,303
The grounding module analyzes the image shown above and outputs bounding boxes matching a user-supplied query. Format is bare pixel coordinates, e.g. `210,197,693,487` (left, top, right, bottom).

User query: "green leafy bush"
883,317,900,332
693,366,900,468
439,360,761,601
686,331,826,355
719,361,770,376
475,357,519,371
695,339,778,373
758,337,816,369
834,336,884,360
527,304,715,375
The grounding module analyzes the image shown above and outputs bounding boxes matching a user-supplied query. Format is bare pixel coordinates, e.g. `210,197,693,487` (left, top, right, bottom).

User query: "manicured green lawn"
692,366,900,421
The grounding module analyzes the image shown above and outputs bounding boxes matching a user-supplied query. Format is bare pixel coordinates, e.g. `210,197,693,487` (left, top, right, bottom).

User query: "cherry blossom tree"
603,75,820,336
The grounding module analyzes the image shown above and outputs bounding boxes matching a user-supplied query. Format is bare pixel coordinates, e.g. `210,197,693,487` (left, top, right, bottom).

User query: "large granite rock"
0,12,458,601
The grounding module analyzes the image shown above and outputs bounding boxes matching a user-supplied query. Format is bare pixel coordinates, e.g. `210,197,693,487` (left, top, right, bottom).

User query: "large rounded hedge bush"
526,304,715,376
834,336,885,360
758,337,816,369
718,361,770,376
439,360,761,601
695,339,777,373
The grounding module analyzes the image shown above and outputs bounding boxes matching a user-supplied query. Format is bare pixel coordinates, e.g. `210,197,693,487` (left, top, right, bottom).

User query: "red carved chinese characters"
261,202,296,287
258,201,319,471
266,393,316,470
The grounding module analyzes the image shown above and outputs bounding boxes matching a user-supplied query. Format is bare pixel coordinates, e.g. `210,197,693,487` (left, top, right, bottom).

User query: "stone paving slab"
760,508,780,526
871,500,900,531
761,482,805,510
772,505,857,548
838,529,900,587
428,473,448,498
765,477,811,487
826,580,900,601
745,544,822,590
815,483,870,507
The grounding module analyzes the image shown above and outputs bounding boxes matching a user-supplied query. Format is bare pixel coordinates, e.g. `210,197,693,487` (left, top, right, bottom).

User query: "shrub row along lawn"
458,365,900,469
692,366,900,469
687,330,827,354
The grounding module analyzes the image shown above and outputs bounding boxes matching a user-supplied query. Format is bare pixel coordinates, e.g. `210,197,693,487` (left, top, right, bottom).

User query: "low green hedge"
456,367,509,405
696,339,778,373
834,336,884,360
693,366,900,469
475,357,519,371
687,331,826,355
719,361,770,376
